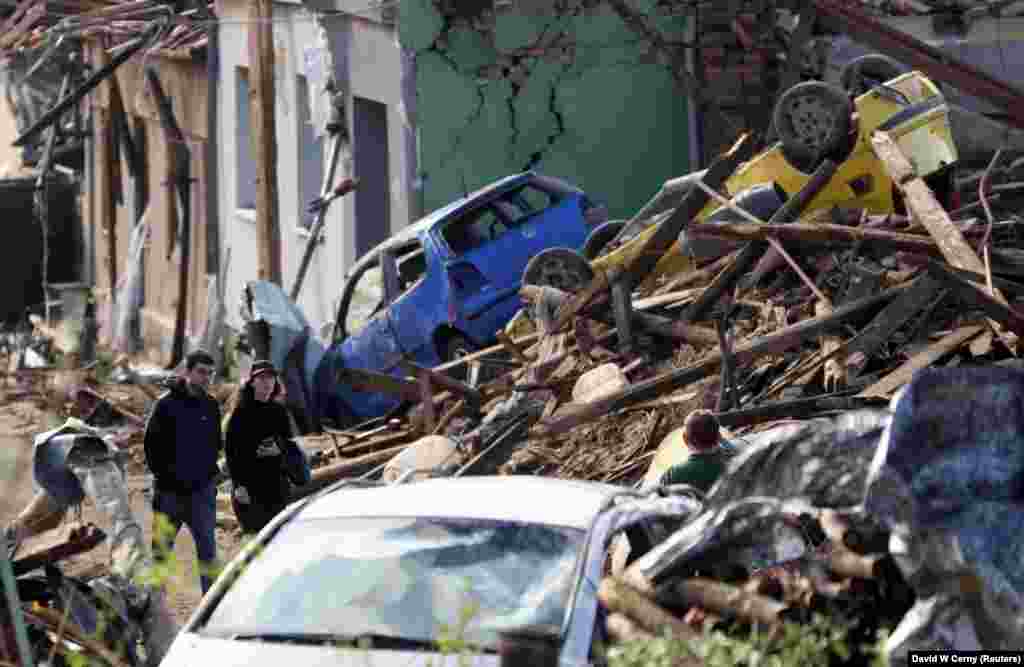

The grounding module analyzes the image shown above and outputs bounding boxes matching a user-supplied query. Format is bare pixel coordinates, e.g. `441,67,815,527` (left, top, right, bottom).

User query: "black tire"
582,219,627,260
773,81,854,168
840,54,906,97
441,332,476,383
443,333,474,363
522,247,595,294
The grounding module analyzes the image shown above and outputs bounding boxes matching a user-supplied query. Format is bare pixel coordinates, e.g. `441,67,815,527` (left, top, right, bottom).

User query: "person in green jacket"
658,409,735,492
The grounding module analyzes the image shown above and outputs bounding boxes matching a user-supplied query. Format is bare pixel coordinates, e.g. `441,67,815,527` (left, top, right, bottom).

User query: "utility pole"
248,0,282,285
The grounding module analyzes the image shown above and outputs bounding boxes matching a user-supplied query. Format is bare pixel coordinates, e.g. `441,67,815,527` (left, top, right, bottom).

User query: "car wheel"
442,333,477,384
522,247,595,294
840,54,906,97
773,81,853,168
582,219,626,260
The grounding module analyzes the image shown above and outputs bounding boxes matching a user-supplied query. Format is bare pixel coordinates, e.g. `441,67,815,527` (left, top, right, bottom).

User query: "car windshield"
200,517,585,650
344,263,385,337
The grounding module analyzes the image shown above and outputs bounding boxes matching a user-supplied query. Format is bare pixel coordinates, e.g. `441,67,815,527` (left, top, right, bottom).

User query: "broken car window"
344,262,386,337
500,184,559,226
199,517,585,651
395,243,427,295
442,205,504,255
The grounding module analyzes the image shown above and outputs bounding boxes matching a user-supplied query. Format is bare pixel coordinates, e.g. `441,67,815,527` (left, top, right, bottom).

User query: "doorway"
353,96,391,257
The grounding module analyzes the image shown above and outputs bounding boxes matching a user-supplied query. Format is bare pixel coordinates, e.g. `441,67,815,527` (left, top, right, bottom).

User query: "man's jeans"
151,482,218,594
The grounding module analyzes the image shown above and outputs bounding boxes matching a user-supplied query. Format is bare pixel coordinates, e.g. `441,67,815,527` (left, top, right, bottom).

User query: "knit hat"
684,409,721,451
249,359,277,381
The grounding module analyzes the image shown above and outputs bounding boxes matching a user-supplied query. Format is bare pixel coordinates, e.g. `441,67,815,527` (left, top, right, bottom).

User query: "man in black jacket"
144,349,222,594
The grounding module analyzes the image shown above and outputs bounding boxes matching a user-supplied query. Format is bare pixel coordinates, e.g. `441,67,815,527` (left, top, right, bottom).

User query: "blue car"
242,172,608,431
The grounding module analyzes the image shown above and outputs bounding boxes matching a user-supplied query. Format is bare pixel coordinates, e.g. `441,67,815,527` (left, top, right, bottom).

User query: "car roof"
342,172,534,278
293,476,626,530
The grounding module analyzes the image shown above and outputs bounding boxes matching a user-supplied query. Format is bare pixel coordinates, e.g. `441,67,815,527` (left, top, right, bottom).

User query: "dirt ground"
0,385,245,627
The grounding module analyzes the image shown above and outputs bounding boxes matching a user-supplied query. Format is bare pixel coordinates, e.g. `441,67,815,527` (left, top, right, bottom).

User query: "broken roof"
0,1,212,59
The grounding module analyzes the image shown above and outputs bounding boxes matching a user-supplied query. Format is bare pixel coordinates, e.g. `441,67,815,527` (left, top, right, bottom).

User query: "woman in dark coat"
225,360,295,534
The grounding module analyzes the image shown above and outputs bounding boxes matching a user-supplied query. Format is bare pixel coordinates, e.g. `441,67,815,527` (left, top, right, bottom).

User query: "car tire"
582,219,627,260
522,247,596,294
441,333,477,384
773,81,854,169
840,54,906,97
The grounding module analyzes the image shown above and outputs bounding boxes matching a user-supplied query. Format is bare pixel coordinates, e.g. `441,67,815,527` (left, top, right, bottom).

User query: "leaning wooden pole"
248,0,282,285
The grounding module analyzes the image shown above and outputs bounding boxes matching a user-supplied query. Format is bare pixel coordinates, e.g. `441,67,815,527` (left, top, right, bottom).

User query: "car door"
437,202,523,344
493,179,590,267
325,252,406,421
383,238,446,367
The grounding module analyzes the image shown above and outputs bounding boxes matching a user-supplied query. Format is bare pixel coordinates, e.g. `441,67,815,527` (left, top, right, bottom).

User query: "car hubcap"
786,94,838,154
532,255,590,293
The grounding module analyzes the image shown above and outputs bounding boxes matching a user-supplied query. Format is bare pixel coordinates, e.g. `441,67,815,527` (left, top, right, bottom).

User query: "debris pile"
601,379,1024,661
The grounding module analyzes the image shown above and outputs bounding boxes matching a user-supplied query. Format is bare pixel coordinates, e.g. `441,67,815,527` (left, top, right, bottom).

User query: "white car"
159,476,704,667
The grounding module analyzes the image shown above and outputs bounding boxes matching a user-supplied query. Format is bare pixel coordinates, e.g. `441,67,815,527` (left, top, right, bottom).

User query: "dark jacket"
144,379,223,494
224,382,294,504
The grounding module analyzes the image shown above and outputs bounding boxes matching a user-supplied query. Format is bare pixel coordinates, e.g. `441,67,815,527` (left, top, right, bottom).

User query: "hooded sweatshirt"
224,381,294,504
144,378,223,494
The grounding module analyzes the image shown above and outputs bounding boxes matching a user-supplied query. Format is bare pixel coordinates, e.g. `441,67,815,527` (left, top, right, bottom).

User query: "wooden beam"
248,0,282,284
533,284,905,438
927,260,1024,338
871,132,992,283
402,359,482,411
433,333,542,373
689,221,944,256
417,368,436,434
337,367,421,402
859,324,985,398
292,444,408,497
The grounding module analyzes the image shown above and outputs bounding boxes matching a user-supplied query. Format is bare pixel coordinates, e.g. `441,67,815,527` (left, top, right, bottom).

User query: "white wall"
219,0,413,337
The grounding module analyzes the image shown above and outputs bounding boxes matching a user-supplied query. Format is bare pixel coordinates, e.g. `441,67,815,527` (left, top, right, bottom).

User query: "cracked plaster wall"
400,0,692,220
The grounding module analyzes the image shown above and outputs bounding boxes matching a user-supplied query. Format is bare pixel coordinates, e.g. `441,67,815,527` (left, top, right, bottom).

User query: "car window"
395,243,427,295
499,184,559,226
442,205,504,255
199,517,585,651
344,262,385,337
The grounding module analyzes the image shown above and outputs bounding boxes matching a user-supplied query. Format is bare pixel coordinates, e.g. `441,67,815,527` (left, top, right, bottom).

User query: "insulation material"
112,212,150,355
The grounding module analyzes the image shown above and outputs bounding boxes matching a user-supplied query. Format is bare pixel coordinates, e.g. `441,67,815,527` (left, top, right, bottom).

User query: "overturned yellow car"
520,64,958,296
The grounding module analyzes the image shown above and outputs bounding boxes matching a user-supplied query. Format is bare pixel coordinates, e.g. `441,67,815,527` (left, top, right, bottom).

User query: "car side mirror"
498,626,561,667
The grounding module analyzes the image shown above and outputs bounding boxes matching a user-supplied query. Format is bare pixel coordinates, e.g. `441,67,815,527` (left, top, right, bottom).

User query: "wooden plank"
337,367,421,402
402,359,482,409
494,330,533,363
859,324,985,398
684,159,838,322
844,273,947,369
417,368,436,434
432,333,542,373
534,284,906,438
871,131,988,278
689,221,943,256
927,260,1024,338
294,444,407,497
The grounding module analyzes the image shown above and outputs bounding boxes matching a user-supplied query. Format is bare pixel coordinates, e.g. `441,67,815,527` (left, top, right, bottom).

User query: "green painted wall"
399,0,691,221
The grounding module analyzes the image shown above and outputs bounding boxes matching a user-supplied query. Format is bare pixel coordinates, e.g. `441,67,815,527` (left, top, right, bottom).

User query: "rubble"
6,7,1024,654
235,86,1024,660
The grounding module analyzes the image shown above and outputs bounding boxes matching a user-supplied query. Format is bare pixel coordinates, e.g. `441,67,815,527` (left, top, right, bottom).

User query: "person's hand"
233,485,251,504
